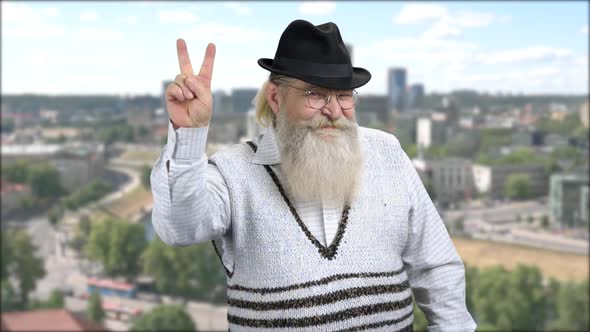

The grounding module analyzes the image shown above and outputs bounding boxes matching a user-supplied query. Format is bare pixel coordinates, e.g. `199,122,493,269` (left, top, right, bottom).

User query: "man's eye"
307,91,323,97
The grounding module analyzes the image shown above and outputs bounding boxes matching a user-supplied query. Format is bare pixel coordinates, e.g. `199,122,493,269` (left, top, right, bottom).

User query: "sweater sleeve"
150,120,231,247
398,147,477,332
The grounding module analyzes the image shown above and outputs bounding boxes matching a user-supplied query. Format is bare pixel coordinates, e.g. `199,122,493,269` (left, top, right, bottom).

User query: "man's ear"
265,82,281,115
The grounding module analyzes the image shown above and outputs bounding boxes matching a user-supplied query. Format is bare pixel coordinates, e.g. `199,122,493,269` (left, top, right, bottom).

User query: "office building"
408,84,425,109
387,68,407,112
472,163,548,200
231,88,258,113
549,172,589,228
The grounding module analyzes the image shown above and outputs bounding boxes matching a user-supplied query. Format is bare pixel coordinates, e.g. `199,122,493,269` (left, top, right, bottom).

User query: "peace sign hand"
166,39,216,129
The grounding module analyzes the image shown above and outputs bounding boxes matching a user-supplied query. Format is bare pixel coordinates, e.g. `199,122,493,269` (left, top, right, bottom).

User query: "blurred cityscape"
1,60,589,331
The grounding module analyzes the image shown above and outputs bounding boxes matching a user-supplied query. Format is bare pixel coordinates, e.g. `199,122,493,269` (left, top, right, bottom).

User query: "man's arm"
150,120,231,247
398,147,477,332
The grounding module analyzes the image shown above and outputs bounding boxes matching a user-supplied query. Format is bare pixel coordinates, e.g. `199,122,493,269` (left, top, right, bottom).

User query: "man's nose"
321,94,342,120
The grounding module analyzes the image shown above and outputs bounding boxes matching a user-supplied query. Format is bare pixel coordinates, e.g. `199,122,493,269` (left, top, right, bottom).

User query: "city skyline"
2,1,589,96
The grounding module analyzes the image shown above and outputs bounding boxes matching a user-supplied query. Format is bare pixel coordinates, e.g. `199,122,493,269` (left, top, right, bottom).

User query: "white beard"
274,108,363,207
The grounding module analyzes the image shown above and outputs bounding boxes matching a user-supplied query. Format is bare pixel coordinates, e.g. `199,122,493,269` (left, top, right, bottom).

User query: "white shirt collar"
251,127,281,165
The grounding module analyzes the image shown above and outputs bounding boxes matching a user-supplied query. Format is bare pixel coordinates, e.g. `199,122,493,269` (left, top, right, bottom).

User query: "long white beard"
274,108,363,207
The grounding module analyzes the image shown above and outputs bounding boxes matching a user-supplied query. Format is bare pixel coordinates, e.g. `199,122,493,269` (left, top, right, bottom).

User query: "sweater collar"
251,127,281,165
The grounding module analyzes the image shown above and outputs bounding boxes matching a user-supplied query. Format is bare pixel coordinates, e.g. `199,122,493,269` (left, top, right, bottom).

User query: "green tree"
141,165,152,190
472,264,547,330
48,205,64,226
1,230,46,308
130,304,196,332
504,173,531,200
549,278,589,331
87,291,105,323
401,144,418,159
2,160,30,183
85,218,147,280
1,118,15,133
27,163,65,199
541,215,550,228
412,301,428,331
31,288,64,309
141,239,226,303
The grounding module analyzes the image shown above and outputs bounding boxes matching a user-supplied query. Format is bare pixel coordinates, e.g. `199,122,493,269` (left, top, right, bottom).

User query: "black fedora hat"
258,19,371,90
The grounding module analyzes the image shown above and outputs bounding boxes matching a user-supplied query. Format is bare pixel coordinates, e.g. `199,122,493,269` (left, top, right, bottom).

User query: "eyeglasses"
281,83,358,110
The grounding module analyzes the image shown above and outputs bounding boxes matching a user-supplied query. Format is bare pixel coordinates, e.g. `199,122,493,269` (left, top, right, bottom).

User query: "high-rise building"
213,90,226,114
549,172,590,228
387,68,407,112
231,88,258,113
408,84,425,109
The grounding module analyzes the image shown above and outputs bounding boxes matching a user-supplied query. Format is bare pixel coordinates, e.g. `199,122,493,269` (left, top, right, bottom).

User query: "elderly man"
151,19,476,332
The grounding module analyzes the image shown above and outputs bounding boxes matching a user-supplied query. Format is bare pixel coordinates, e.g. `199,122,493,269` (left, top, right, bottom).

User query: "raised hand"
166,39,216,128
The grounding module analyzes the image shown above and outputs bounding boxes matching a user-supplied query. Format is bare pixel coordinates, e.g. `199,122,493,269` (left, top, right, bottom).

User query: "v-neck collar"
245,141,351,261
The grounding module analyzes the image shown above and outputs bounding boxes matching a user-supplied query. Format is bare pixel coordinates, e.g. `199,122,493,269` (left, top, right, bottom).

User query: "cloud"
120,16,138,24
223,2,251,16
1,3,64,38
394,4,500,42
453,10,496,28
299,1,336,16
181,23,271,43
25,50,127,67
422,21,462,39
394,4,448,24
582,25,589,35
44,7,59,17
79,11,98,22
72,28,121,42
475,46,573,64
159,10,198,24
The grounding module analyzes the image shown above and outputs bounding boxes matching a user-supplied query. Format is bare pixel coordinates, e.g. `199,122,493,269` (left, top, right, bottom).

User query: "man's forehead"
297,80,347,91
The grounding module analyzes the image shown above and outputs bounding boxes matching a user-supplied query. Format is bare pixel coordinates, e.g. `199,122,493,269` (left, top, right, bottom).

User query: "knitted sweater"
203,127,472,331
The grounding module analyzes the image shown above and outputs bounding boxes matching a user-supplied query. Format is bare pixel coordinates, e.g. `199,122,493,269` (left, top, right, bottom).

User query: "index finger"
198,43,216,81
176,38,194,76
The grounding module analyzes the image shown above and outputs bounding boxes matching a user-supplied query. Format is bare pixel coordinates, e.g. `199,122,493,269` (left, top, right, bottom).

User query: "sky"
1,1,588,96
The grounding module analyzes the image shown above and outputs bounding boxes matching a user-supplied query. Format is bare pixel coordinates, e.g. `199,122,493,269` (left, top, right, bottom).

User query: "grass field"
452,237,588,282
119,150,160,164
105,186,152,221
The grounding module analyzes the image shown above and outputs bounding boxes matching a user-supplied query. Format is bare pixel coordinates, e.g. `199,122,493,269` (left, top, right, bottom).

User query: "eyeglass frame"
274,81,359,110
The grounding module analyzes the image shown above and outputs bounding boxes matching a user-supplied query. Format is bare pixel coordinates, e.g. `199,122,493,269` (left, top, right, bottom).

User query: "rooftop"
1,309,106,331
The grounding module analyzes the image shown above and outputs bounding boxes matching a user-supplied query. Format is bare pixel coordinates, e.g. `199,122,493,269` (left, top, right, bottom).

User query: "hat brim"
258,58,371,90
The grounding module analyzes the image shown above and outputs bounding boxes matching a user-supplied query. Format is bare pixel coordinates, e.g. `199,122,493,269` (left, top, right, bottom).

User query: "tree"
504,173,530,200
2,160,30,183
527,215,535,224
1,118,15,133
541,215,550,228
472,264,547,330
1,229,46,308
412,301,428,331
85,218,147,280
48,205,64,226
141,239,226,303
130,304,196,332
31,288,64,309
141,165,152,189
27,163,65,199
548,278,589,331
87,291,105,323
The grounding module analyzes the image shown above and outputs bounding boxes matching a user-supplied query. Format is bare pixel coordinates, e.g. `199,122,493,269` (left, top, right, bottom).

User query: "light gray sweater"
151,125,476,332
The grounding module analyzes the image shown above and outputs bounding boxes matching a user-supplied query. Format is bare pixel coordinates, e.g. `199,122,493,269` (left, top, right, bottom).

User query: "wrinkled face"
277,80,357,136
266,79,364,206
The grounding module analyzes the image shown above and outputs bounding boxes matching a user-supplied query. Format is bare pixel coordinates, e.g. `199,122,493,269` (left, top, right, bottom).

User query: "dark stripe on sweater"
228,267,405,294
334,312,414,332
227,296,413,328
228,281,410,311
